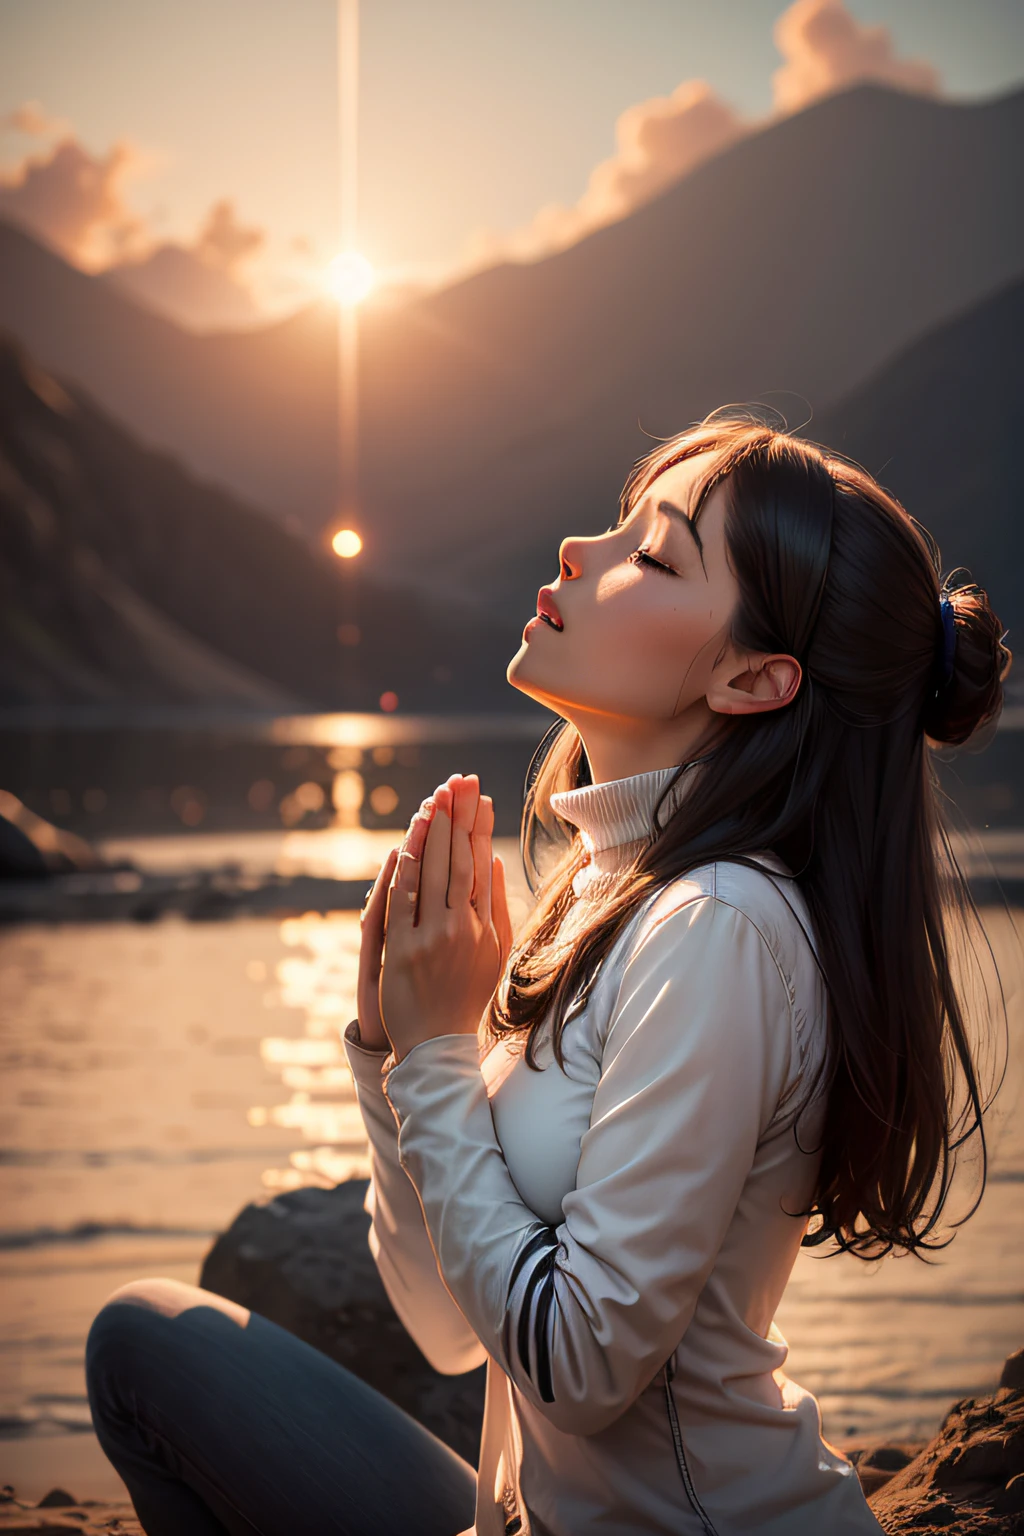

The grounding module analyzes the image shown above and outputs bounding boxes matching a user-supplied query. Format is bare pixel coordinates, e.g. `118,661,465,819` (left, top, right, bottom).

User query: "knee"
87,1279,205,1381
87,1278,185,1363
86,1279,170,1383
86,1278,252,1434
100,1276,206,1319
87,1278,250,1380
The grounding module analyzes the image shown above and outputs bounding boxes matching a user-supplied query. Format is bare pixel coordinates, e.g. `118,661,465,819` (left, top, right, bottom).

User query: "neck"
564,702,719,787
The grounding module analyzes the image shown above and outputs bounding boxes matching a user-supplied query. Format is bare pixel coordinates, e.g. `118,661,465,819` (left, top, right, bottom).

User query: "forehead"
636,449,722,514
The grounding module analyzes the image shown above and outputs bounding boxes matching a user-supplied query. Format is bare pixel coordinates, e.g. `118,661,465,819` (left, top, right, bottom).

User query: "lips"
536,588,563,631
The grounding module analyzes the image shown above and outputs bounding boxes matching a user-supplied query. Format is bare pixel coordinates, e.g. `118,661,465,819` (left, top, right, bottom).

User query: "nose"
556,534,591,580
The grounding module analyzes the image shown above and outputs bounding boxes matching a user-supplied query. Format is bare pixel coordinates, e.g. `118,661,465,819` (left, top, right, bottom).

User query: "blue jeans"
85,1278,478,1536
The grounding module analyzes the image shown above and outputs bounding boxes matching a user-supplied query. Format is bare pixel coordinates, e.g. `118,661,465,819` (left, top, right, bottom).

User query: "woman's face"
507,451,740,747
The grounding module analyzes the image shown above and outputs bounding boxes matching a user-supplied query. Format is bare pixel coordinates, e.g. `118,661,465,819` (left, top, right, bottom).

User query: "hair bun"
923,575,1012,745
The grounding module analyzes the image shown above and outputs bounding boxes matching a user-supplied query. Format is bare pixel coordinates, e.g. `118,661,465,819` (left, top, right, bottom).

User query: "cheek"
598,575,720,658
578,583,723,707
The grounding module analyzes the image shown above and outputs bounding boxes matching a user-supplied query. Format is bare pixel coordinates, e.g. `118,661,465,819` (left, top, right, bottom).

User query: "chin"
506,646,531,692
507,646,549,703
507,653,572,718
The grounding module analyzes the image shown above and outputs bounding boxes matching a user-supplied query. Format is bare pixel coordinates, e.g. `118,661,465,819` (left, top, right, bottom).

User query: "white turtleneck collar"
549,762,697,893
547,761,789,901
550,763,694,853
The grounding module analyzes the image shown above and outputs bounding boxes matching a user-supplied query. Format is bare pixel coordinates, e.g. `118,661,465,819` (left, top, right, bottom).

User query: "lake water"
3,704,1024,845
1,715,1023,1501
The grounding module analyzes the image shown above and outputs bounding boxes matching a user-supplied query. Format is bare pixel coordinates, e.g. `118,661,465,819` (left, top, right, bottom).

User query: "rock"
869,1349,1024,1533
0,1492,142,1533
0,813,47,878
0,792,101,877
844,1443,926,1499
32,1494,74,1509
996,1475,1024,1516
1003,1350,1024,1393
199,1179,486,1466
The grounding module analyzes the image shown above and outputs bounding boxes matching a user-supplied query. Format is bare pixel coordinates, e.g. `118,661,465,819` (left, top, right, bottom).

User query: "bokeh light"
331,768,365,829
379,691,399,712
293,781,326,813
327,745,362,770
248,779,275,812
331,528,363,558
169,785,204,826
369,784,399,817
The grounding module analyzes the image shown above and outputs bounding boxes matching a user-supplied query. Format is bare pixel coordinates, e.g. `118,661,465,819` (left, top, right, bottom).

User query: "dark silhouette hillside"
810,274,1024,645
0,84,1021,623
0,333,526,710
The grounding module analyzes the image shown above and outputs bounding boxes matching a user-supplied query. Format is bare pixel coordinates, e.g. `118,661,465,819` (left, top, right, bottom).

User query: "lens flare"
326,251,375,306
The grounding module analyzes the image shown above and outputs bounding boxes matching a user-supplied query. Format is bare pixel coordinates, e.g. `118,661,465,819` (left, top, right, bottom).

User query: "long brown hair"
486,410,1011,1259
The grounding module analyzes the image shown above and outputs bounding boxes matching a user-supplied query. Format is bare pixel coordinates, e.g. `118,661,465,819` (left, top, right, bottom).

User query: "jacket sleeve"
342,1019,488,1374
381,896,797,1435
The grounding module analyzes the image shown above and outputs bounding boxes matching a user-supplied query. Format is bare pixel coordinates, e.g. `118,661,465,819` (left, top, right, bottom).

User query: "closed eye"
629,546,676,575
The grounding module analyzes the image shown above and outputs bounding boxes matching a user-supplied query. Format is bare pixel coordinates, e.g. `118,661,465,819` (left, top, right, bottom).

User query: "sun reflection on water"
249,908,372,1192
245,819,532,1196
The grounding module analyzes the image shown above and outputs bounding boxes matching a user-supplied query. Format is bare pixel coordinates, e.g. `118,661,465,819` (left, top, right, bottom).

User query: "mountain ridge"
0,83,1021,607
0,330,528,709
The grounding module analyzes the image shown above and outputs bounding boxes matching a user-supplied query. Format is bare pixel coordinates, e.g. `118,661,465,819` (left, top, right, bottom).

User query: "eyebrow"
656,498,706,572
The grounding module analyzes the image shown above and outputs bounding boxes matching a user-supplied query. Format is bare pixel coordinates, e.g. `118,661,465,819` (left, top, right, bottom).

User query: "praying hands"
355,773,513,1063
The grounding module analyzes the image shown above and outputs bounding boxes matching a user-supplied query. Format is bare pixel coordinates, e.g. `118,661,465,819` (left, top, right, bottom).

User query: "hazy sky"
1,0,1022,312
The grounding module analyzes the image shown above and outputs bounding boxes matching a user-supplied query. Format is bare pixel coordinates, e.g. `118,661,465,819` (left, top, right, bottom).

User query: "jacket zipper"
663,1356,720,1536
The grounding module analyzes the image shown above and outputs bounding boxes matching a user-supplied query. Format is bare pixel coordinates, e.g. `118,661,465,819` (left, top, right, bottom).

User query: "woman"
86,412,1010,1535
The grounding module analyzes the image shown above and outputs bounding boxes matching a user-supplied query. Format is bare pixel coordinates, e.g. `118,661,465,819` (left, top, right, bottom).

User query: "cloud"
772,0,940,113
1,100,72,137
465,0,941,272
0,130,150,268
192,197,264,275
466,79,745,267
0,104,268,326
98,198,267,330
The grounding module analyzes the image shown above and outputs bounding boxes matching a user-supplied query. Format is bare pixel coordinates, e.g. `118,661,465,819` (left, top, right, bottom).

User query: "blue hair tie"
939,596,957,689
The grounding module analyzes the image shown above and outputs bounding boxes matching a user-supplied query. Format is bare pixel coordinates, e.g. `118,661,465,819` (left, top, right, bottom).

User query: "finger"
470,794,494,917
447,774,479,909
360,844,399,937
405,799,435,863
492,854,513,967
420,790,453,917
386,809,429,929
358,845,399,998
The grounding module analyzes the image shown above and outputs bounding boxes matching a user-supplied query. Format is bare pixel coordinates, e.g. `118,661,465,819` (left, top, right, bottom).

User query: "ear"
706,649,802,717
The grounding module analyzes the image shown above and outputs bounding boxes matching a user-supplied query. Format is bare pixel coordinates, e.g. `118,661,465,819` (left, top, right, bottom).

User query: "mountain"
0,332,528,711
102,243,264,332
0,217,338,535
0,84,1022,621
809,274,1024,646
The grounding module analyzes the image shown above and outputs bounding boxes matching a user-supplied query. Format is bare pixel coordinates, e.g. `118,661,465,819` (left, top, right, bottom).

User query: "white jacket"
343,765,882,1534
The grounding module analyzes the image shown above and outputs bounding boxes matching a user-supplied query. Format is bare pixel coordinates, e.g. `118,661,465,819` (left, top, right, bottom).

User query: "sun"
326,250,375,307
331,528,363,558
